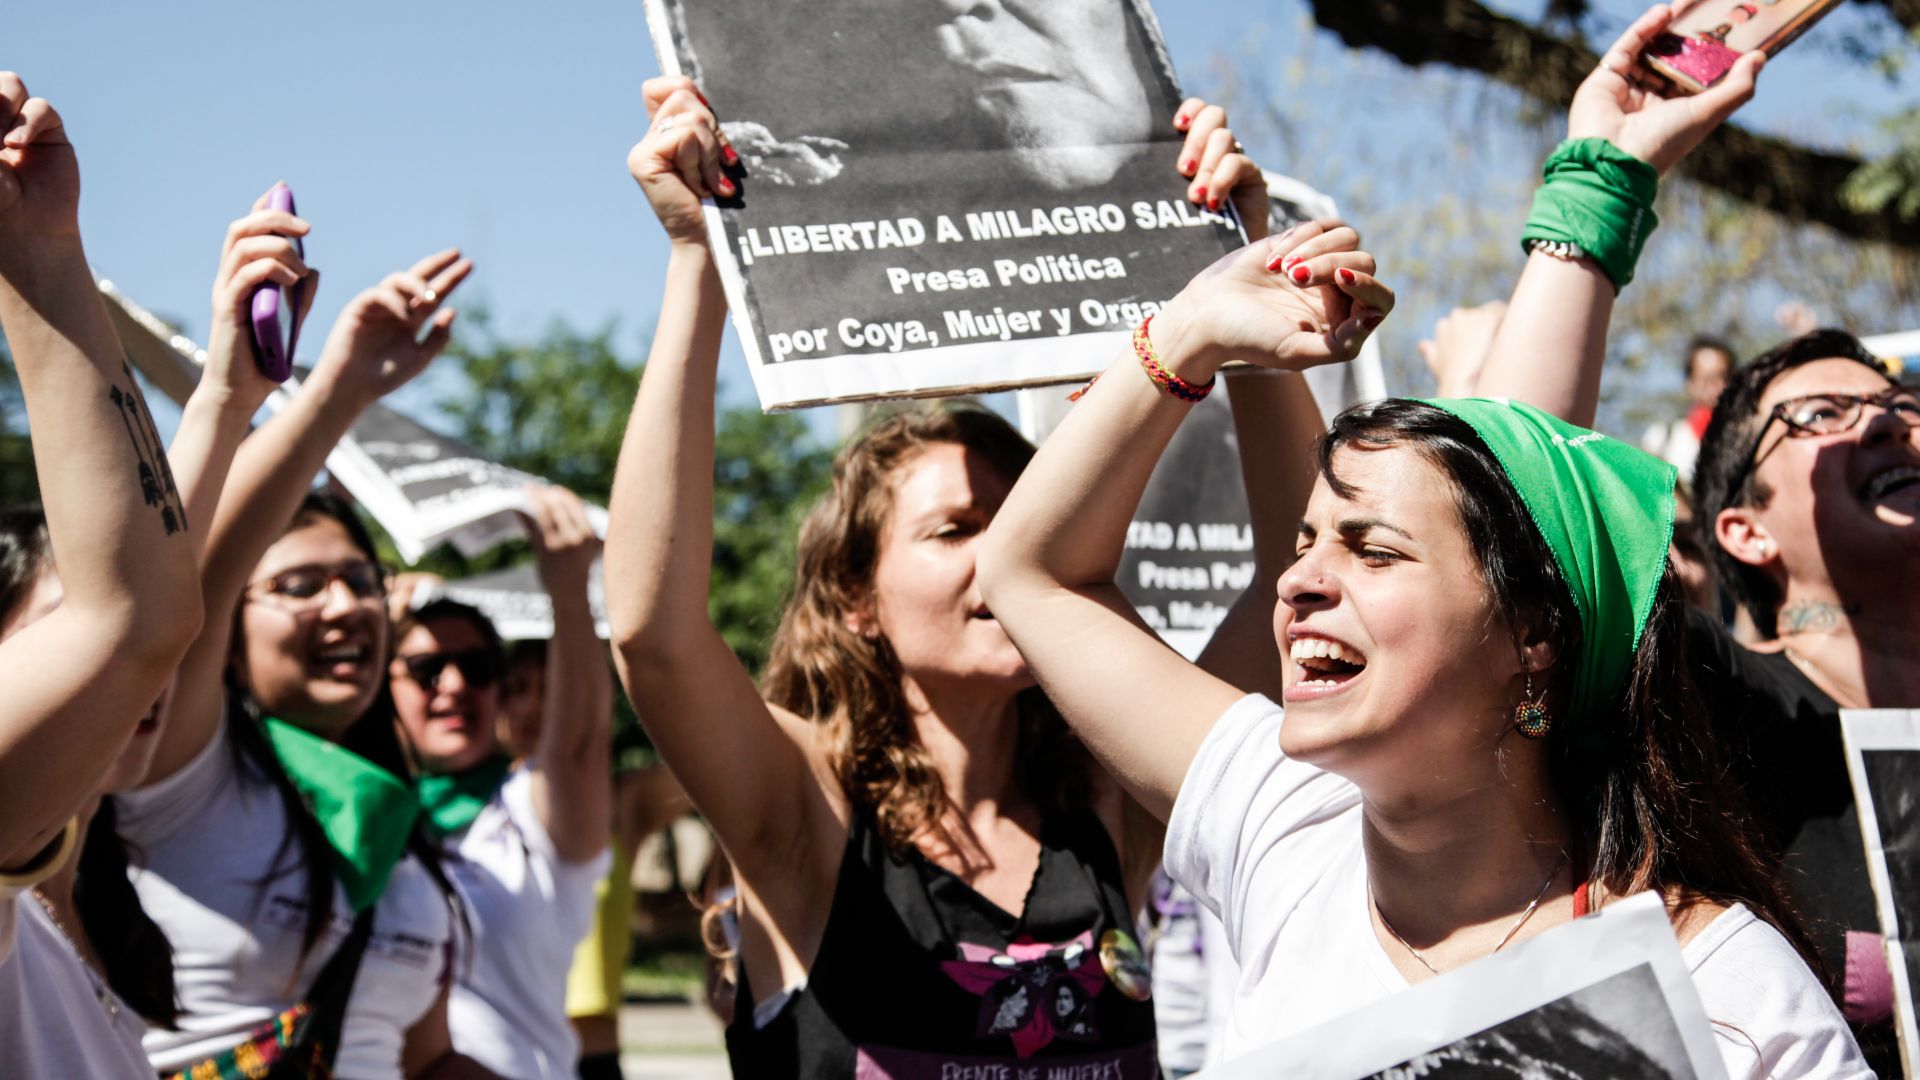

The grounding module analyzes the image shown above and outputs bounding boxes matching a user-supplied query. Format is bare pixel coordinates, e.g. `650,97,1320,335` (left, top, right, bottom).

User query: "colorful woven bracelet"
1134,316,1214,403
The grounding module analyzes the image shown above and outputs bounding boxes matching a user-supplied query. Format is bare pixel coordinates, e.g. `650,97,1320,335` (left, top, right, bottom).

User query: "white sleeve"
115,713,234,846
1690,909,1875,1080
1163,694,1362,965
503,768,611,880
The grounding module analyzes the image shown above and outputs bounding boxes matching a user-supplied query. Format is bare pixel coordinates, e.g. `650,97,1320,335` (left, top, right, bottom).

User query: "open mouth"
310,641,371,679
1289,635,1368,690
1862,464,1920,505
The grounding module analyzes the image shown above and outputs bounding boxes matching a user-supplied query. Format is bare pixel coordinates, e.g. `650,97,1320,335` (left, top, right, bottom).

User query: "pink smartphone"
1643,0,1844,93
249,184,307,382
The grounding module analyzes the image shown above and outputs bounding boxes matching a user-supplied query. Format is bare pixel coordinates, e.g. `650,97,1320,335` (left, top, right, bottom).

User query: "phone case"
249,184,306,382
1643,0,1844,94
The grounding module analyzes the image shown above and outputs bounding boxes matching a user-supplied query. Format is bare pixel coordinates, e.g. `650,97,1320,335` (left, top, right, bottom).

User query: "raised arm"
522,484,613,863
979,224,1393,819
166,188,311,561
149,246,472,783
1475,5,1764,425
605,77,836,877
0,75,203,866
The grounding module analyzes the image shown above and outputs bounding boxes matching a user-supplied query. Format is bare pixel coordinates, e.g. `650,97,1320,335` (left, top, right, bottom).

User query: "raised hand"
1569,5,1765,175
0,72,79,252
1157,220,1394,377
306,248,471,410
1174,97,1271,239
204,185,313,413
1420,301,1509,398
628,76,734,245
522,484,601,597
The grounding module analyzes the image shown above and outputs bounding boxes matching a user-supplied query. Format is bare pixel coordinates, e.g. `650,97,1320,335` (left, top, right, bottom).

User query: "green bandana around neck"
1420,398,1676,725
417,756,513,839
264,718,421,912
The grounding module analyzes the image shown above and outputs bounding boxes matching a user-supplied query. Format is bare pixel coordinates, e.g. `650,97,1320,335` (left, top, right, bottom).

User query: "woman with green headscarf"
975,215,1869,1076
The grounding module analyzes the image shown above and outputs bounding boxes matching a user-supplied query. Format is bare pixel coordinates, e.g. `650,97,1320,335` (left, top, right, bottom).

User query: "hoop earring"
1515,670,1552,739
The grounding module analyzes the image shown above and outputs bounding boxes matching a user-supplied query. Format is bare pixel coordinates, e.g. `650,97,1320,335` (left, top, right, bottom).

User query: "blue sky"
10,1,1915,427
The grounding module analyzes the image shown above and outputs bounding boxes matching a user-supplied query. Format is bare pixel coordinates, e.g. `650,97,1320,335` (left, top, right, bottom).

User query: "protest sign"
1197,891,1727,1080
645,0,1245,411
98,279,602,564
1842,709,1920,1078
415,563,609,641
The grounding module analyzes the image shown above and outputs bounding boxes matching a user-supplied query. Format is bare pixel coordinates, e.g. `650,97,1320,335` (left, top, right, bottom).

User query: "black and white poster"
645,0,1245,410
1197,892,1729,1080
1842,709,1920,1079
416,563,609,641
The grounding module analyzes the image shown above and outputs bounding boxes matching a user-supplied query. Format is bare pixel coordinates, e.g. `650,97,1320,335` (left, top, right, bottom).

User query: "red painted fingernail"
1193,184,1207,204
695,91,711,107
1337,268,1356,285
1181,158,1196,175
1266,253,1289,272
1281,256,1302,271
1291,265,1311,284
1208,194,1221,211
722,145,741,167
1176,112,1191,128
717,176,736,195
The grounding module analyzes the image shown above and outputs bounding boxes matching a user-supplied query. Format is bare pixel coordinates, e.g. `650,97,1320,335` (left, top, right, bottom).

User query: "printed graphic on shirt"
939,932,1108,1058
853,1042,1160,1080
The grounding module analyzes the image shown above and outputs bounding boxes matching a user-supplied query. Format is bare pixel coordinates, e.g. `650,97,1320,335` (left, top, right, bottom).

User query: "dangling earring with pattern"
1515,670,1552,739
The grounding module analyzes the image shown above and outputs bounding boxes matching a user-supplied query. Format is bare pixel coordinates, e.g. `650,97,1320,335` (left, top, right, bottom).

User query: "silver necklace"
28,888,120,1020
1371,851,1568,977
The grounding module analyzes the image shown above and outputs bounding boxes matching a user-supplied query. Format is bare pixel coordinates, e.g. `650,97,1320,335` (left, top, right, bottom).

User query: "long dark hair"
1320,400,1823,976
760,402,1092,851
222,492,463,965
0,509,181,1026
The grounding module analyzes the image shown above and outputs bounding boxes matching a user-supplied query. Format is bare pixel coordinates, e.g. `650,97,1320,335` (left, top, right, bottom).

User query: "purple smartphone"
249,184,307,381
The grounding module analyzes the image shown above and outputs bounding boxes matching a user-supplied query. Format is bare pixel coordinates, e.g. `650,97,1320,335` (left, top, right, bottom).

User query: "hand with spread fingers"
1173,97,1270,240
307,248,472,410
1154,220,1395,380
0,71,80,257
204,184,313,412
1570,4,1765,175
629,75,736,245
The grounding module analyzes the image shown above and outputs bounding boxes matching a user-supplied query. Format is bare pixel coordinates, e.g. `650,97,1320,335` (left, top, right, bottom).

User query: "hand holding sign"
1154,220,1393,382
206,188,313,413
1174,98,1268,237
522,484,601,599
630,76,735,246
306,248,472,412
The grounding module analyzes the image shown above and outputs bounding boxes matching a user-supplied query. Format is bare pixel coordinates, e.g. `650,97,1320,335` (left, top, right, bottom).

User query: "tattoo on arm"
1777,600,1860,635
109,365,187,535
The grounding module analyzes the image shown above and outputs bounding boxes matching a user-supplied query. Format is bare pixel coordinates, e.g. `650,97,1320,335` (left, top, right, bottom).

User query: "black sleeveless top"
727,809,1160,1078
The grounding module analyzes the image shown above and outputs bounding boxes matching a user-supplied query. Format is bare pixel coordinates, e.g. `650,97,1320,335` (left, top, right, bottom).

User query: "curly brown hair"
760,401,1093,851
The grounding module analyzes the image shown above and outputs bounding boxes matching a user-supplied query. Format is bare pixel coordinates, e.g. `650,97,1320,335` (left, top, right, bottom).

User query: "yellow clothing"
565,840,637,1019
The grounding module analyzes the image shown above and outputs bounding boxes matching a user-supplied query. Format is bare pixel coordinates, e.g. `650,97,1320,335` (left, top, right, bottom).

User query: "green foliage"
0,335,35,507
1844,106,1920,223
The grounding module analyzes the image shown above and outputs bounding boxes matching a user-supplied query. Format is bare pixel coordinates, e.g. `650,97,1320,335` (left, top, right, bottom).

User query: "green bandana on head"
265,719,420,912
418,756,513,839
1419,399,1676,726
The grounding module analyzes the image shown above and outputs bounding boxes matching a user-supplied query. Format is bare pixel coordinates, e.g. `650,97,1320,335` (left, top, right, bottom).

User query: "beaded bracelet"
1133,315,1214,403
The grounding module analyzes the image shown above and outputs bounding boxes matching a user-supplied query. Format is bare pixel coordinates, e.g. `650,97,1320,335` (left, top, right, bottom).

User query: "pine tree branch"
1306,0,1920,248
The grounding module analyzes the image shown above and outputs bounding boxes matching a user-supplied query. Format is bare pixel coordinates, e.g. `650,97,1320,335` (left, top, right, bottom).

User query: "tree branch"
1306,0,1920,249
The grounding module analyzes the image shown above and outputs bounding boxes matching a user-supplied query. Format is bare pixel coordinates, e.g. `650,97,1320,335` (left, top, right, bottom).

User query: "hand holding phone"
250,183,309,381
1643,0,1841,93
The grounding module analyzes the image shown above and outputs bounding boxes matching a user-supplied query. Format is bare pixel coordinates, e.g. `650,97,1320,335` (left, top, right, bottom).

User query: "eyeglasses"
245,561,387,608
1726,385,1920,501
394,649,503,690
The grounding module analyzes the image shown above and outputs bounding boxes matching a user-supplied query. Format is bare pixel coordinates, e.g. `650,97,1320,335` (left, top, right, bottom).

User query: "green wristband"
1521,138,1659,291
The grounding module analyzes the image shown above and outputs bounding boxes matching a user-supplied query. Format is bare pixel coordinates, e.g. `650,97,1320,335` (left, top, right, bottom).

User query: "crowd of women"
2,4,1916,1078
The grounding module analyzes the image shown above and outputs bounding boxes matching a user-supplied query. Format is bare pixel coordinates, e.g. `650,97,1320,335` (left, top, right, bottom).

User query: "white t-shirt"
117,720,454,1079
444,765,609,1079
0,850,156,1078
1165,694,1873,1080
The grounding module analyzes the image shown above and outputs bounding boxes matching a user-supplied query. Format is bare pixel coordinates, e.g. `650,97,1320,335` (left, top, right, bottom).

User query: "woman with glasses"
110,196,503,1077
386,484,615,1080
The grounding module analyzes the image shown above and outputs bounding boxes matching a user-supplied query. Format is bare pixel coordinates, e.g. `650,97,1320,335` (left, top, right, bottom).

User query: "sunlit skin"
1272,445,1548,807
928,0,1154,186
1737,359,1918,591
235,519,388,740
863,443,1033,701
391,617,503,775
1686,347,1732,409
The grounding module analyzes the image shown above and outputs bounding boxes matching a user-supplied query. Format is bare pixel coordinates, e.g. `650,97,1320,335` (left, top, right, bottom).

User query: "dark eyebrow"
1296,518,1415,543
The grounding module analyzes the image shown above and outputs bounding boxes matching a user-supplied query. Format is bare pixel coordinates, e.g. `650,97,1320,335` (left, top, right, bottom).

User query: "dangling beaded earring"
1515,670,1552,739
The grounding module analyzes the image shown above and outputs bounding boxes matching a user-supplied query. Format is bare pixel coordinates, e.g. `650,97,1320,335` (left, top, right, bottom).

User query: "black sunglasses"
395,648,503,690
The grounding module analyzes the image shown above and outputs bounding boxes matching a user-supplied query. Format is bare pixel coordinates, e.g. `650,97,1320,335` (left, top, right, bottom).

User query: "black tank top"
726,808,1160,1078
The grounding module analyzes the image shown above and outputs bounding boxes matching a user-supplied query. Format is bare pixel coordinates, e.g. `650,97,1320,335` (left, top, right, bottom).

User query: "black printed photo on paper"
645,0,1245,409
1363,964,1698,1080
1863,748,1920,1000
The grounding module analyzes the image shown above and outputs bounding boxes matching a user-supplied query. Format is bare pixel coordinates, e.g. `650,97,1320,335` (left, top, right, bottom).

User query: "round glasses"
244,560,388,610
1727,385,1920,500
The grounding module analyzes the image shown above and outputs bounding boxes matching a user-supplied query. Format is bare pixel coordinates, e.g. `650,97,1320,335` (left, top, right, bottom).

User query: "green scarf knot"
264,719,420,913
418,756,513,839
